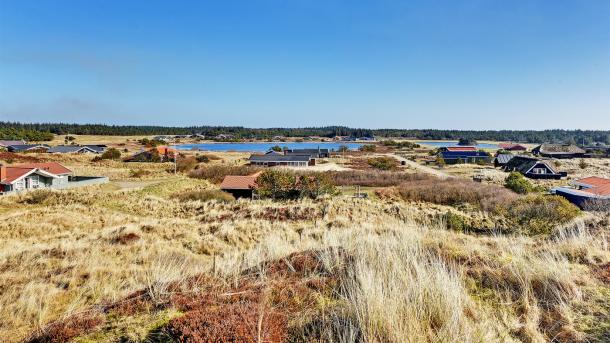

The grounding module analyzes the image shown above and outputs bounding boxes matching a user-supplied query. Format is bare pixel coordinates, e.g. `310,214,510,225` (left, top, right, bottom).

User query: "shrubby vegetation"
189,165,261,183
172,189,235,203
504,172,535,194
358,144,377,152
367,156,399,170
257,170,336,199
501,195,581,235
381,140,421,149
92,148,122,161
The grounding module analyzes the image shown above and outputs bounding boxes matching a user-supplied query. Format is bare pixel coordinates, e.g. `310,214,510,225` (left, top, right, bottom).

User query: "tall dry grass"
0,174,607,342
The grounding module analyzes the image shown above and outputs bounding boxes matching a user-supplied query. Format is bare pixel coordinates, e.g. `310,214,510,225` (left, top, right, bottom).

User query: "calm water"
417,141,499,149
173,142,363,152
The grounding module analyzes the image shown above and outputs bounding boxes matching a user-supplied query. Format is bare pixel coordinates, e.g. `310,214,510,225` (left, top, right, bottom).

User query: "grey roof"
48,145,99,153
285,148,330,153
534,144,585,155
505,156,559,174
7,144,49,152
494,154,514,165
249,154,312,162
83,145,106,153
0,140,26,147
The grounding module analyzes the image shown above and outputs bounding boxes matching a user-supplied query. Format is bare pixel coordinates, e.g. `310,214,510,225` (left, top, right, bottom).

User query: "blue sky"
0,0,609,129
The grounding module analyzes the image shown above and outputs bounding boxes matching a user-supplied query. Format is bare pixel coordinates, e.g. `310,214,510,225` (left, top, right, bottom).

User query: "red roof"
220,172,261,190
1,167,36,184
15,162,72,175
445,146,477,151
574,177,610,196
499,143,527,150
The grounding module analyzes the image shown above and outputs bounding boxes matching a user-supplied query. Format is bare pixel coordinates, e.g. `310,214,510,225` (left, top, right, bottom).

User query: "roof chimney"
0,164,6,182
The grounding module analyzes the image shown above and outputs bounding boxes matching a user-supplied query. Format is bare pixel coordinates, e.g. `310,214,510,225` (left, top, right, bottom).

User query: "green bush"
173,190,235,203
504,195,580,235
100,148,122,160
359,144,377,152
367,157,398,170
257,170,337,200
504,172,534,194
444,212,469,232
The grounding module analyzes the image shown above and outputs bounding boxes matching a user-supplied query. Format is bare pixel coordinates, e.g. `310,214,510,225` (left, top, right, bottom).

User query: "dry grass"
0,156,608,342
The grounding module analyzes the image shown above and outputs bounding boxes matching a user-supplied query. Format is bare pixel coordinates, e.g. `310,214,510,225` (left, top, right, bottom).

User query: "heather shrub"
324,170,429,187
189,165,260,184
165,304,287,343
396,177,518,212
173,190,235,203
359,144,377,152
129,169,151,178
367,156,398,170
504,195,581,235
175,156,198,173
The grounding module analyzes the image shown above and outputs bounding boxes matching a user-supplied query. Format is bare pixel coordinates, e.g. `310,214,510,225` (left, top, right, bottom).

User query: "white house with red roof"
0,162,107,194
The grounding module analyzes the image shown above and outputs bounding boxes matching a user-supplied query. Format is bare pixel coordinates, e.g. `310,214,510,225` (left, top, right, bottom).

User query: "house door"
25,178,31,189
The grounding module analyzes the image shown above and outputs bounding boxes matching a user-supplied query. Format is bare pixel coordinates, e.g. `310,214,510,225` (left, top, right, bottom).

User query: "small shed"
220,172,261,198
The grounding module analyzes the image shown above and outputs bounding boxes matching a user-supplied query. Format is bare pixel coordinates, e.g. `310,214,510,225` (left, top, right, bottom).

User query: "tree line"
1,122,609,145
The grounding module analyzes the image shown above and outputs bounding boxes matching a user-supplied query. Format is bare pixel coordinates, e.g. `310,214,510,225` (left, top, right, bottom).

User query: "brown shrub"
173,190,235,203
323,170,431,187
25,312,104,343
396,177,518,211
0,152,41,163
189,165,261,184
129,169,151,178
175,156,198,173
257,206,319,221
113,232,140,245
165,303,287,343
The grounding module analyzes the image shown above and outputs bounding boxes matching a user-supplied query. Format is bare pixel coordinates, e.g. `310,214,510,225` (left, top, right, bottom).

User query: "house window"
14,179,24,190
30,175,40,188
532,168,547,174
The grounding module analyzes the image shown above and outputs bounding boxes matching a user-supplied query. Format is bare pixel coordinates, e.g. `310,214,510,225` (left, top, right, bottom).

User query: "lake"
173,142,363,152
417,141,499,149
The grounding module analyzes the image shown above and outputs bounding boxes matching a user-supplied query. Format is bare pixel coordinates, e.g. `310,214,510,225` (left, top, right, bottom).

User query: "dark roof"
494,154,514,164
48,145,99,153
83,145,105,152
249,154,312,162
504,156,559,174
534,144,585,155
7,144,49,152
439,151,489,159
285,148,330,154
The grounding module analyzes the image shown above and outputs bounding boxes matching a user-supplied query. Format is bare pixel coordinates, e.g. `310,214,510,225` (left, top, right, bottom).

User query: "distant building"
220,172,261,198
0,162,107,194
499,143,527,151
554,176,610,209
249,154,314,167
532,144,586,159
284,148,330,158
438,148,490,164
493,153,515,167
7,144,50,153
48,145,102,154
503,155,564,179
438,146,477,152
125,146,176,162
